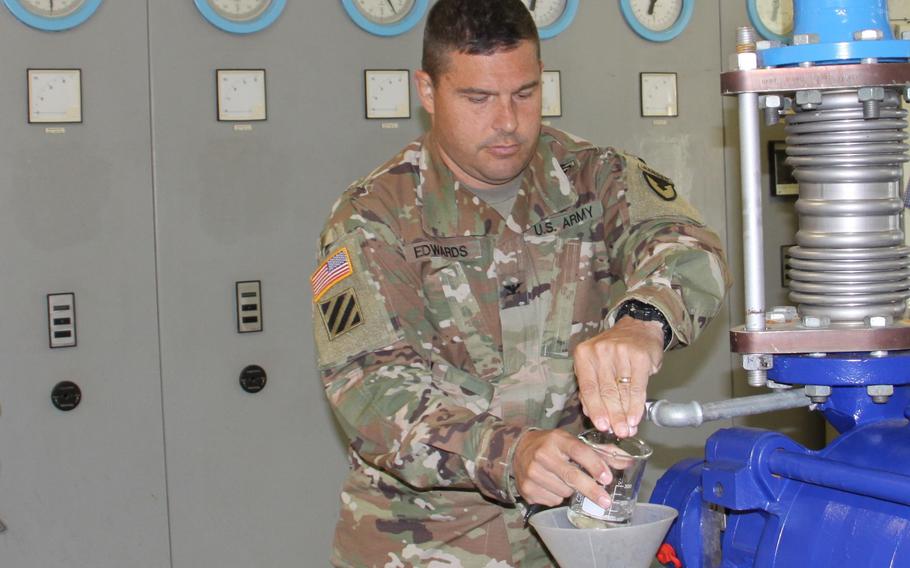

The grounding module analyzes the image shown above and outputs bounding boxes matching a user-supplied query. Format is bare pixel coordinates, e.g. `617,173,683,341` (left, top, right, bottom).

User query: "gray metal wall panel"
0,1,170,567
147,3,413,566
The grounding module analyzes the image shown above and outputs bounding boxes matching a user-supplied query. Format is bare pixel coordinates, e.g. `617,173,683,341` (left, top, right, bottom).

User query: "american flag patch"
311,248,354,301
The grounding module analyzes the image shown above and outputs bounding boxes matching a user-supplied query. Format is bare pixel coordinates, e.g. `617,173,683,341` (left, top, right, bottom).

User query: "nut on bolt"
730,51,758,71
867,384,894,403
742,353,774,371
768,305,798,323
858,87,885,102
756,40,782,51
866,315,893,328
805,385,832,404
802,314,830,328
854,29,884,41
793,33,819,45
796,90,822,110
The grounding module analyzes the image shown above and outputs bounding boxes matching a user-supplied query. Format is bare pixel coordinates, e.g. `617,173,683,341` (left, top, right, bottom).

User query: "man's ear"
415,70,435,115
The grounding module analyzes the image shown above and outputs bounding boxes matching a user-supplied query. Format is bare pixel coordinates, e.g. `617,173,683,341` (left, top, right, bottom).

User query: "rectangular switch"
47,292,76,348
236,281,262,333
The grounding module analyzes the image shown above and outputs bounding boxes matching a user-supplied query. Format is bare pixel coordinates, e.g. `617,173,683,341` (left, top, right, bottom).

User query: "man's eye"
468,96,489,104
515,91,533,100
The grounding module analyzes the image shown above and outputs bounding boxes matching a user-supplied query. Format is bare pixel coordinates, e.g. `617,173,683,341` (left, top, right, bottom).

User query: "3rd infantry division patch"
318,288,364,340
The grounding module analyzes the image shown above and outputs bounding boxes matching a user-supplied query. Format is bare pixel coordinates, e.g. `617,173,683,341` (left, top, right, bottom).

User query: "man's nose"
493,98,518,134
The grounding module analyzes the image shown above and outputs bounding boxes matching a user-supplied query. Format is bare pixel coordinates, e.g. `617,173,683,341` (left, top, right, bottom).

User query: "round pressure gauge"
520,0,579,40
341,0,429,37
747,0,794,43
193,0,285,34
2,0,102,31
619,0,694,43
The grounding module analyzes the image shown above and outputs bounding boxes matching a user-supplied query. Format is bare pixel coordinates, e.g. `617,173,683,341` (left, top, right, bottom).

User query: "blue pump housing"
652,400,910,567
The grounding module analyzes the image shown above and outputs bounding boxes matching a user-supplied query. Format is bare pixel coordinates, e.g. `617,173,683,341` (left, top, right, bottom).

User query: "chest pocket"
534,203,608,359
421,247,503,379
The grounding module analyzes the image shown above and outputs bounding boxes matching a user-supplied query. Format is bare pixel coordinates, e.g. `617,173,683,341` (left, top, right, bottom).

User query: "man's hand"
512,429,613,508
573,316,665,437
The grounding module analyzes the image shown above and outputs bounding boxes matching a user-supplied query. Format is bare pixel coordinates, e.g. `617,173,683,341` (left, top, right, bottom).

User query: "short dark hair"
422,0,540,83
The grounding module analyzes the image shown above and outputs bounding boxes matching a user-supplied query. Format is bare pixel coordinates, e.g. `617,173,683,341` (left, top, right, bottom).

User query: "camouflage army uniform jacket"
312,127,731,567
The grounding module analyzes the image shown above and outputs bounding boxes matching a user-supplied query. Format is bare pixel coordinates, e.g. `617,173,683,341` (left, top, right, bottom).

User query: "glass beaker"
567,428,652,529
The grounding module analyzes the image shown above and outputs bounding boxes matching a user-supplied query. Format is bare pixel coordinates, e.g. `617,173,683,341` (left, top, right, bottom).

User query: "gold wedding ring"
617,376,632,384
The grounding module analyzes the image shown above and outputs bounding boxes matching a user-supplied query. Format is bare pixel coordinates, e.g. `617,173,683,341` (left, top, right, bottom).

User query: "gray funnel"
529,504,677,568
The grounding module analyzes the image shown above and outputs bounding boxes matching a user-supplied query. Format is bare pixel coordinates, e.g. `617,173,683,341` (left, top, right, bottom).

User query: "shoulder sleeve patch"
311,247,353,301
622,156,705,227
312,235,401,369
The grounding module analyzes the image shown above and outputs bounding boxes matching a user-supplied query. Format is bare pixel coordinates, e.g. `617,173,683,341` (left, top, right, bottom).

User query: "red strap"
656,543,683,568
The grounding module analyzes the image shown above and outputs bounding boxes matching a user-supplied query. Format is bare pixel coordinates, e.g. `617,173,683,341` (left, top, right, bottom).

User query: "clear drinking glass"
567,428,653,529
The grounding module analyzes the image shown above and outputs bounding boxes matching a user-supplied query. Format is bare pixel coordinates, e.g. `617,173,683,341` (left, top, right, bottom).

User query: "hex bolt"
796,90,822,110
866,315,893,328
858,86,885,119
805,385,832,404
793,33,819,45
867,384,894,404
760,95,783,126
802,314,830,328
756,40,782,51
768,305,798,323
853,29,884,41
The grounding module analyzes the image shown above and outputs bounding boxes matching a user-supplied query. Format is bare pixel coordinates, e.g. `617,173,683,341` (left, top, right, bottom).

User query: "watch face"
352,0,416,25
520,0,568,29
628,0,683,32
208,0,271,22
20,0,84,18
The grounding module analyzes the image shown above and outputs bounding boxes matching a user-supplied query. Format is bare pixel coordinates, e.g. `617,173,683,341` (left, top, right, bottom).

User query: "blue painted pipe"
767,450,910,508
794,0,893,43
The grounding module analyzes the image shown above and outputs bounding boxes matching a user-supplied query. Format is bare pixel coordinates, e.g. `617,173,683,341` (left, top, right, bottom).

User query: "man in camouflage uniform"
312,1,731,566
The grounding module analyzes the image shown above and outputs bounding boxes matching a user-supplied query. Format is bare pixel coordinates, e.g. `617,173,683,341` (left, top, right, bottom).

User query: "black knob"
239,365,267,394
51,381,81,411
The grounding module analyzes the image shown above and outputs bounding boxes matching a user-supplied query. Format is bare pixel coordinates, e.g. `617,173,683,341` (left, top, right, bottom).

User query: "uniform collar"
418,129,581,238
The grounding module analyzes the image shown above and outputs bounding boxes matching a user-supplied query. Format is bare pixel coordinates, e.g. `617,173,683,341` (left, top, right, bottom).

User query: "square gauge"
364,69,410,120
640,72,678,118
541,70,562,118
28,69,82,124
217,69,267,122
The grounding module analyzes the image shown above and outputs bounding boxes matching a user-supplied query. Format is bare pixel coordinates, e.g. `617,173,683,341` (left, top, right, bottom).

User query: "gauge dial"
620,0,693,42
208,0,270,22
521,0,567,29
351,0,416,25
341,0,428,37
193,0,284,34
628,0,682,32
18,0,83,17
748,0,794,42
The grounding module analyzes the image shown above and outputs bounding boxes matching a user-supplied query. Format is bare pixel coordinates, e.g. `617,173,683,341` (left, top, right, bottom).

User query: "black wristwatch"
615,300,673,349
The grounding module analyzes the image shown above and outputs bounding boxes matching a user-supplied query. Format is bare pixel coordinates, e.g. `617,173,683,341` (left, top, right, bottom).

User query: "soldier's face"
416,41,542,189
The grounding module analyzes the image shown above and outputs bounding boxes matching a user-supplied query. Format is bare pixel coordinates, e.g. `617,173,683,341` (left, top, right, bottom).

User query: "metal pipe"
768,450,910,508
646,388,810,428
739,91,766,332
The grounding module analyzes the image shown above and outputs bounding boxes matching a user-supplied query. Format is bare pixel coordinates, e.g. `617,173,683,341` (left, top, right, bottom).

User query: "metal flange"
721,63,910,96
730,320,910,354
